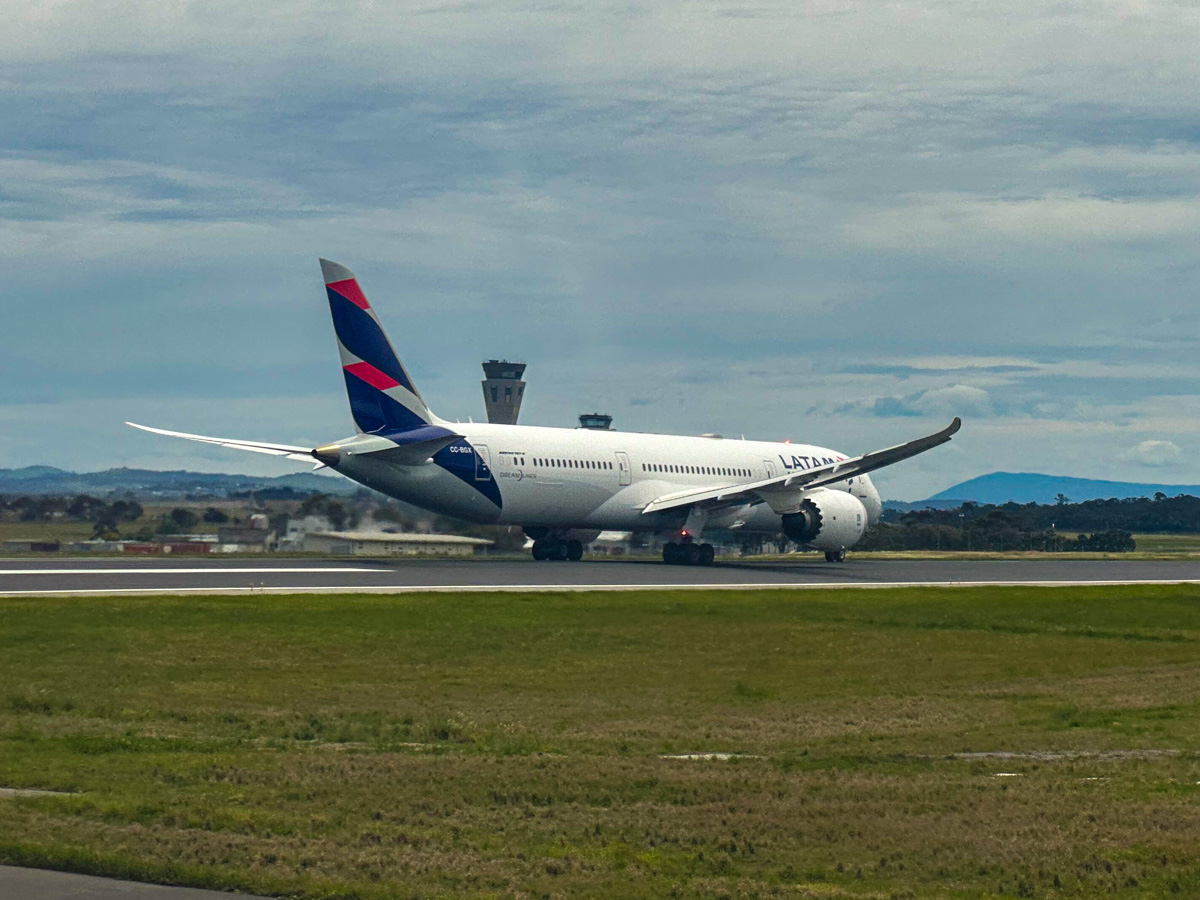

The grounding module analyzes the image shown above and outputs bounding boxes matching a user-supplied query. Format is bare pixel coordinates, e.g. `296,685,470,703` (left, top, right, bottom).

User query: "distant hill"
883,499,972,513
0,466,360,498
922,472,1200,506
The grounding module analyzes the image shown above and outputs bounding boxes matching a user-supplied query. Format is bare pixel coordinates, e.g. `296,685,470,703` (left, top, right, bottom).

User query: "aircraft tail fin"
321,259,436,433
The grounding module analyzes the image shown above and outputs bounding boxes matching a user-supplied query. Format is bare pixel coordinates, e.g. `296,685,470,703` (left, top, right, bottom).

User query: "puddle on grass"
954,749,1181,762
661,752,762,761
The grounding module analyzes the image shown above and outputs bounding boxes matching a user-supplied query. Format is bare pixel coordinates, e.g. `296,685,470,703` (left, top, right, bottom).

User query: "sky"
3,0,1199,500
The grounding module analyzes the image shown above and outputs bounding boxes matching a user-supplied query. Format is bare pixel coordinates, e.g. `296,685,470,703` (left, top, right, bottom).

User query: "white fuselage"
331,421,882,537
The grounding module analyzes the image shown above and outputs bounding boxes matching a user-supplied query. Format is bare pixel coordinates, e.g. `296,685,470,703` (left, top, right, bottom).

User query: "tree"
1056,493,1070,506
165,508,199,530
109,500,143,522
92,517,120,540
67,495,107,520
202,507,229,524
325,501,348,531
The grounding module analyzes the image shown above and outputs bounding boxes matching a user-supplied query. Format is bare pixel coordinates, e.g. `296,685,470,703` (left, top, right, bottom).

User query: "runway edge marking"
0,567,386,576
2,579,1200,598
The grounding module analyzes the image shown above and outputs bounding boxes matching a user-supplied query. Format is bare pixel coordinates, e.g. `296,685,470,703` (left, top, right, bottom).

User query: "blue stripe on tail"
344,370,428,433
327,290,417,393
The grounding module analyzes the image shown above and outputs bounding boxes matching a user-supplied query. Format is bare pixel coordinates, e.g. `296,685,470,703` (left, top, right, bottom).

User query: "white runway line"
2,578,1199,597
0,567,381,576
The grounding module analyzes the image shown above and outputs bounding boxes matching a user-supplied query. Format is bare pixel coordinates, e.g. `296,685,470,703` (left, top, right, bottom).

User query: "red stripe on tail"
327,278,371,310
344,361,400,391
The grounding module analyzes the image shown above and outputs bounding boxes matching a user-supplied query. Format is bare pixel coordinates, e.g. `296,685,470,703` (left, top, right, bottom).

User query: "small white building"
302,531,494,557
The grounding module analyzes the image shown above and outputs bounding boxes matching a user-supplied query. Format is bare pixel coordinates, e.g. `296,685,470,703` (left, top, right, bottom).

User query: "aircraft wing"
641,417,961,516
126,422,318,462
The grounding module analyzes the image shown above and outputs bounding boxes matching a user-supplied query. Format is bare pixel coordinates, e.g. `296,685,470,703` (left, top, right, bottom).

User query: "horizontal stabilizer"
126,422,317,463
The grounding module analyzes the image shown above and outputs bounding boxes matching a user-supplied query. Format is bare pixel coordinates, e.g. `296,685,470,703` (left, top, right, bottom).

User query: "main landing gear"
662,541,715,566
824,550,847,563
531,538,584,562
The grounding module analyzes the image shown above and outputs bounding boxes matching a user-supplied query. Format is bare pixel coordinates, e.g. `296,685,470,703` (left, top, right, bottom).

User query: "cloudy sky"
3,0,1199,499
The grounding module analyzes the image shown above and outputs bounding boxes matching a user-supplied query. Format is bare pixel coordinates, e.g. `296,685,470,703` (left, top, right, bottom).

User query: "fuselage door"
474,444,492,481
763,459,777,479
615,451,632,486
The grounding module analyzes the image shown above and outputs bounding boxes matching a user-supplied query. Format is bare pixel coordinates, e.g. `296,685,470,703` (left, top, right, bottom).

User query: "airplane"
129,259,961,566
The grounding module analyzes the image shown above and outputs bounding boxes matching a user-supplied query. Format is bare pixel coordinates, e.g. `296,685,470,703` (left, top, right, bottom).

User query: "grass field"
1132,534,1200,554
2,586,1200,899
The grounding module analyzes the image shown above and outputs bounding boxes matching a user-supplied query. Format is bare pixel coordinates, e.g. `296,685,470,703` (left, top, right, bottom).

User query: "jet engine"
780,489,868,552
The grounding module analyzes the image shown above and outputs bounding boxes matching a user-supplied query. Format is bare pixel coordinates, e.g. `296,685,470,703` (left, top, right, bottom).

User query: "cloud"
844,192,1200,253
2,0,1200,502
1122,439,1183,468
836,384,993,419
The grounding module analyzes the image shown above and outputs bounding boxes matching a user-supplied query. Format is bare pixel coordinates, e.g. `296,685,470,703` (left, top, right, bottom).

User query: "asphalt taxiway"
0,866,270,899
2,556,1200,595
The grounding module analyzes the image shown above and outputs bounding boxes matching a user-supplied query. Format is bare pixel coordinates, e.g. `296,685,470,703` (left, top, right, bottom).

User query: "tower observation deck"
481,360,526,425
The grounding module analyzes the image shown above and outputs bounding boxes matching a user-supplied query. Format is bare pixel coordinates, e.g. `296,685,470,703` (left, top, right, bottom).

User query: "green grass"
1132,533,1200,554
0,520,96,543
3,586,1200,898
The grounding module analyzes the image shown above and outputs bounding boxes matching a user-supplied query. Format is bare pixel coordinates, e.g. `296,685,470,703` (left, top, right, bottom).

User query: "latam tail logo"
322,262,431,434
320,259,501,509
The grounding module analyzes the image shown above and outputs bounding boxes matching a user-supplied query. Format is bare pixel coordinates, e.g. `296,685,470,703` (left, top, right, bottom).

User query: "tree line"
856,492,1200,552
883,492,1200,534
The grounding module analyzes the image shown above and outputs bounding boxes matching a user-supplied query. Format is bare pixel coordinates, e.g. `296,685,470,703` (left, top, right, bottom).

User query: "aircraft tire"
662,542,680,564
566,539,584,561
698,543,715,566
682,543,700,566
549,540,569,561
532,541,548,561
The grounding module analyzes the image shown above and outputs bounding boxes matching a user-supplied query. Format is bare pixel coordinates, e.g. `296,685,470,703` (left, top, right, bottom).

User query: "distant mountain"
0,465,71,481
0,466,361,498
922,472,1200,506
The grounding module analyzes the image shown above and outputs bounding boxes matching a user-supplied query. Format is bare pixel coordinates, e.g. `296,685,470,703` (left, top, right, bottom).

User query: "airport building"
481,360,526,425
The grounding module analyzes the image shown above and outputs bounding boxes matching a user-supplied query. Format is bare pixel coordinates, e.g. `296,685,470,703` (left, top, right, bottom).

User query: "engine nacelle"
780,489,868,552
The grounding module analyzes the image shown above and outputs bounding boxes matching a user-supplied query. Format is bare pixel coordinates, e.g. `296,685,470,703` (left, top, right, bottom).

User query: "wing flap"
641,418,961,516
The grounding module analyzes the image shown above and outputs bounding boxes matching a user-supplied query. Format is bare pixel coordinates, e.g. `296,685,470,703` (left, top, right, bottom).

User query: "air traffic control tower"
481,360,526,425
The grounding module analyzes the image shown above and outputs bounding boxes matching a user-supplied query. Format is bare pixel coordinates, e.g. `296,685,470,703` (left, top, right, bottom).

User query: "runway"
2,556,1200,595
